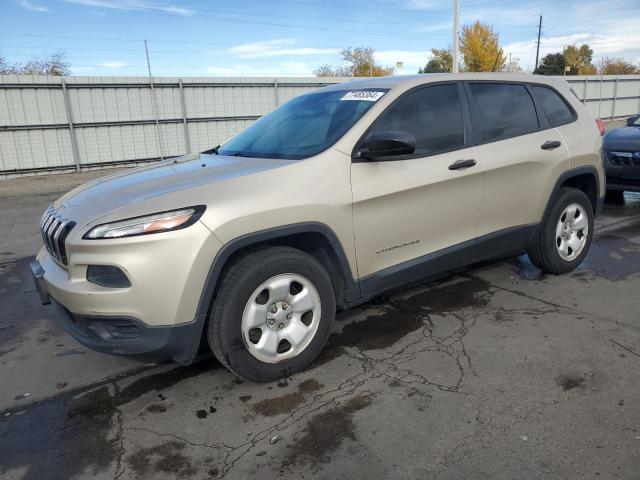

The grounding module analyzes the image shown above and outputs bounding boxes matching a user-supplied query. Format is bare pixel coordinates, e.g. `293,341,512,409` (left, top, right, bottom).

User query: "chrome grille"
40,205,76,265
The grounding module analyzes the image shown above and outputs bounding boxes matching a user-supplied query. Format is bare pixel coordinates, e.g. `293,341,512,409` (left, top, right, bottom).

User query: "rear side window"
364,84,465,156
469,83,539,143
531,85,575,127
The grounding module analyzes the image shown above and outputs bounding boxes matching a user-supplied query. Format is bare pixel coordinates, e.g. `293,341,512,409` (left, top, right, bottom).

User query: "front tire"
527,188,594,274
207,246,335,382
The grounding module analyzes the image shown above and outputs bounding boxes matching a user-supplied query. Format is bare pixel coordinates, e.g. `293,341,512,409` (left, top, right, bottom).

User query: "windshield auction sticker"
340,90,385,102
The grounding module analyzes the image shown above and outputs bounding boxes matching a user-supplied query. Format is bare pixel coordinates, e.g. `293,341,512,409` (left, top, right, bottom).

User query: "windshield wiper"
202,145,220,155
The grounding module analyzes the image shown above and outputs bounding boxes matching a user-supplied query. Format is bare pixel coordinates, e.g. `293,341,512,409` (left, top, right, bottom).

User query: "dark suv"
603,114,640,199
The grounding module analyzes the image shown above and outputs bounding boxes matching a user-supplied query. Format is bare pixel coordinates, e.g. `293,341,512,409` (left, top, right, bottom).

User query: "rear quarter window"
469,83,539,143
531,85,576,127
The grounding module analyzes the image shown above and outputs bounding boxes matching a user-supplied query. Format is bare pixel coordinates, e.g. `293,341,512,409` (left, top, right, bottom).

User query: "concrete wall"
1,74,639,176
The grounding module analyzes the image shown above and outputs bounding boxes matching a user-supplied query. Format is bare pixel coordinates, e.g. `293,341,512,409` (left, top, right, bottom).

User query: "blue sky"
1,0,639,76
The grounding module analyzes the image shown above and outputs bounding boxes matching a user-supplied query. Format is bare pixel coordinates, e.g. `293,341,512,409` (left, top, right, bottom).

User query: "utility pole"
144,39,164,160
534,15,542,71
452,0,460,73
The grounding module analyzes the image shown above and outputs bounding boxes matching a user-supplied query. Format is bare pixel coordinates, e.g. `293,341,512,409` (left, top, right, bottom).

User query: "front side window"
469,83,539,142
360,84,466,157
531,85,575,127
218,89,386,160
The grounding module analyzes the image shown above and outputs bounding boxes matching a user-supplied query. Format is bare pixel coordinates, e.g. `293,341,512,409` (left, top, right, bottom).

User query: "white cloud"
99,61,128,68
60,0,192,16
229,39,338,59
376,50,430,73
19,0,50,12
503,27,640,71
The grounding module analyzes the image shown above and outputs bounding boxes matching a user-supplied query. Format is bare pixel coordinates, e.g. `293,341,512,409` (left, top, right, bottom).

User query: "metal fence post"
583,78,588,105
273,78,279,107
598,73,603,118
611,77,619,120
61,79,81,172
178,79,191,154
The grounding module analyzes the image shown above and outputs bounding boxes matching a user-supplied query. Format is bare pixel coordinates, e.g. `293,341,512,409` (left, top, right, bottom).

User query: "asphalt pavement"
1,164,639,479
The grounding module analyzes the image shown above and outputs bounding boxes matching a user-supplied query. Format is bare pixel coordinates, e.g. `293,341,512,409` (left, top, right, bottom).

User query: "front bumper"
30,258,206,363
30,218,222,363
604,150,640,192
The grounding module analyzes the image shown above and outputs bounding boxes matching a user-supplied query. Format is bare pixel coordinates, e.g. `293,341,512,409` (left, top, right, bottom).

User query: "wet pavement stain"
195,406,217,419
0,359,217,479
281,393,372,468
251,379,323,417
556,374,586,391
126,441,198,478
146,404,167,413
328,278,490,351
580,227,640,281
510,255,545,281
0,257,63,345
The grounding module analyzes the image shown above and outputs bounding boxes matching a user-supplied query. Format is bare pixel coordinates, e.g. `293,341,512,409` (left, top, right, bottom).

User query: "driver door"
350,83,483,293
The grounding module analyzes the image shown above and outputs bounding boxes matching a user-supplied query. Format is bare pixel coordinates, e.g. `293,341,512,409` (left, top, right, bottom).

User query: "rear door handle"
448,159,477,170
541,140,561,150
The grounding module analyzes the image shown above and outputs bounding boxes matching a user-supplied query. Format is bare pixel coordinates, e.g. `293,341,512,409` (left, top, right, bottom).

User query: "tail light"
595,118,606,136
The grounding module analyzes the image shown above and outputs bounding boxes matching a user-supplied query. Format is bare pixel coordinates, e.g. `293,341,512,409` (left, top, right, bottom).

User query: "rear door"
466,82,571,253
350,82,482,285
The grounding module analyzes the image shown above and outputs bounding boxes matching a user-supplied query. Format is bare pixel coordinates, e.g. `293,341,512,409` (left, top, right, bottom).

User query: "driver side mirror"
626,115,639,126
359,130,416,160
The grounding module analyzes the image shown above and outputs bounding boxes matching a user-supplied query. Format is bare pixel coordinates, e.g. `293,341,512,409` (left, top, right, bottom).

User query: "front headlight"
83,206,205,239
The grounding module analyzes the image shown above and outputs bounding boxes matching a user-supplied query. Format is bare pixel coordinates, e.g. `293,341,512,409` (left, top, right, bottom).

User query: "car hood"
52,153,294,227
604,126,640,151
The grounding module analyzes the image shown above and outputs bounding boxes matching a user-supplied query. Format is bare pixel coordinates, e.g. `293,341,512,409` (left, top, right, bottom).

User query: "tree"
313,64,336,77
0,51,70,76
314,46,394,77
600,57,639,75
562,44,596,75
418,48,452,73
459,21,505,72
502,56,523,73
534,53,565,75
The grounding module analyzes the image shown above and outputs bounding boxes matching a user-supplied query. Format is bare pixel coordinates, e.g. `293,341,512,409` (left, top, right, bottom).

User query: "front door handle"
448,159,477,170
541,140,561,150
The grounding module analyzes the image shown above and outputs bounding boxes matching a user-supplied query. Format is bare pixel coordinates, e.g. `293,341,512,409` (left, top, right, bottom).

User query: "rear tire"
527,188,594,274
207,246,335,382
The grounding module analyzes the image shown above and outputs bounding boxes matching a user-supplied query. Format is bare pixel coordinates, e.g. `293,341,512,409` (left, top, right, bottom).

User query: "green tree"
314,46,394,77
418,48,452,73
563,44,596,75
534,53,566,75
459,21,505,72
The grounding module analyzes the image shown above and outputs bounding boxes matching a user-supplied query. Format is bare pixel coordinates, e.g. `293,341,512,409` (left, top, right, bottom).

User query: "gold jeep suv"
32,74,605,381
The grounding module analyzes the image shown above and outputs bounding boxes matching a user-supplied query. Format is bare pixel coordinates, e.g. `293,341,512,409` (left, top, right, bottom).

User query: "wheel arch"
196,223,360,320
545,166,601,217
533,166,601,242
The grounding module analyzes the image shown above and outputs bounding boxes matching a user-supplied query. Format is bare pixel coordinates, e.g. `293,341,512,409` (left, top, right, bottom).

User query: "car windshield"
631,116,640,126
217,89,387,160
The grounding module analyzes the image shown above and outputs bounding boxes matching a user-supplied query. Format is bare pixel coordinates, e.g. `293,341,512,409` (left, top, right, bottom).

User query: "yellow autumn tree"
459,21,505,72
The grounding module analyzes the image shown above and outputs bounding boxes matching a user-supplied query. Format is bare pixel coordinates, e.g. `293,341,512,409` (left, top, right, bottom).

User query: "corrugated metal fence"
0,75,349,176
1,74,639,177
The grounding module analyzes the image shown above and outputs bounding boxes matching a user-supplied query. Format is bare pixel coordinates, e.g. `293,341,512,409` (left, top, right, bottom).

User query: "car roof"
313,73,569,93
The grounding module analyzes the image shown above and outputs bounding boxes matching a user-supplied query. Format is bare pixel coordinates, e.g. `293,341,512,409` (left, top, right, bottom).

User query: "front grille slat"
39,205,76,266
